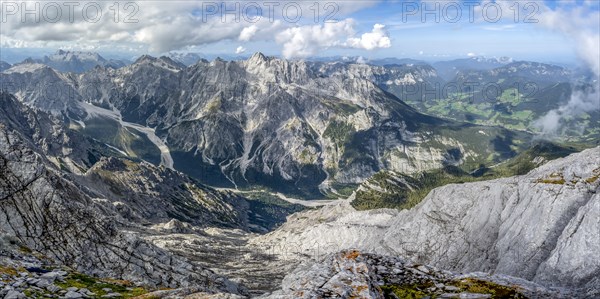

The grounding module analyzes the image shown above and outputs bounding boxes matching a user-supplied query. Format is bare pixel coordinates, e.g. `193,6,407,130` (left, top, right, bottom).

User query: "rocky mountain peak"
245,52,280,72
243,52,313,84
48,50,105,62
165,52,208,66
248,52,268,64
158,55,185,68
130,54,183,72
208,57,228,67
134,54,157,64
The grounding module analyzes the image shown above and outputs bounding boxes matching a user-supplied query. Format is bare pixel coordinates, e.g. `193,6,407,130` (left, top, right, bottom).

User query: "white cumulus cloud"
0,1,382,56
346,24,391,50
276,20,391,59
235,46,247,54
239,26,259,42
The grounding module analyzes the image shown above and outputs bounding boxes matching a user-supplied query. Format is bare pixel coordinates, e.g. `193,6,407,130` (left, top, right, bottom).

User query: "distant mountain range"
433,56,515,80
14,50,129,73
165,52,207,66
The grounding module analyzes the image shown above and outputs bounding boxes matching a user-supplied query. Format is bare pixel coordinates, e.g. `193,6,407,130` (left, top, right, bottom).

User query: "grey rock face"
4,290,26,299
0,92,99,174
264,250,560,298
0,127,222,289
64,290,83,298
79,156,249,228
254,147,600,296
382,147,599,293
267,250,385,299
0,94,243,293
315,60,445,102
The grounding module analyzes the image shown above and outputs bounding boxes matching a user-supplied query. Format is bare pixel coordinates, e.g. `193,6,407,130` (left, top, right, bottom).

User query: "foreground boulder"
264,250,562,298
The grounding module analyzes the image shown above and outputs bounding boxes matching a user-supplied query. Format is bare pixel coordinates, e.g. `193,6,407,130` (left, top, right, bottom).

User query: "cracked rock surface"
0,93,243,294
264,250,564,298
253,147,600,297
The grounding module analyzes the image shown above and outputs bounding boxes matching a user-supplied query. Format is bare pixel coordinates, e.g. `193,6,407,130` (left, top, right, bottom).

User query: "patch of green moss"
586,174,599,183
321,100,361,116
82,117,161,165
0,266,18,276
353,167,487,211
382,278,526,299
22,288,47,298
242,191,307,230
206,97,222,114
55,272,151,298
537,178,566,185
450,278,527,298
299,148,316,164
18,246,32,254
381,283,432,299
327,183,358,198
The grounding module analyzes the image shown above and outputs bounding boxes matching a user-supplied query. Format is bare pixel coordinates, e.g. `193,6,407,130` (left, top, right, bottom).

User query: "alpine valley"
0,51,598,299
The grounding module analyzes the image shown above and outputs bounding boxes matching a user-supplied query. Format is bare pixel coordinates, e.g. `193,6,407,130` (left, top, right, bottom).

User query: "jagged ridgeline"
1,53,538,198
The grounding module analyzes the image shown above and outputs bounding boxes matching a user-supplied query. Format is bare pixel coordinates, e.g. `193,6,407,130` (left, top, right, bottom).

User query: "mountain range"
16,50,129,73
0,51,598,298
1,52,541,199
432,56,515,80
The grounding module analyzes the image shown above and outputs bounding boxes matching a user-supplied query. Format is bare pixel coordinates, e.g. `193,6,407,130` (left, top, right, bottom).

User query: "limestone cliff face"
80,156,249,228
0,94,243,293
382,147,599,292
0,129,219,289
253,147,600,296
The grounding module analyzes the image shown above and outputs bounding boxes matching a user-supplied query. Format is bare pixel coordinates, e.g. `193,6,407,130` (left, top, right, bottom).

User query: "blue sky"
187,0,594,64
344,0,577,62
173,0,599,64
0,0,598,66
